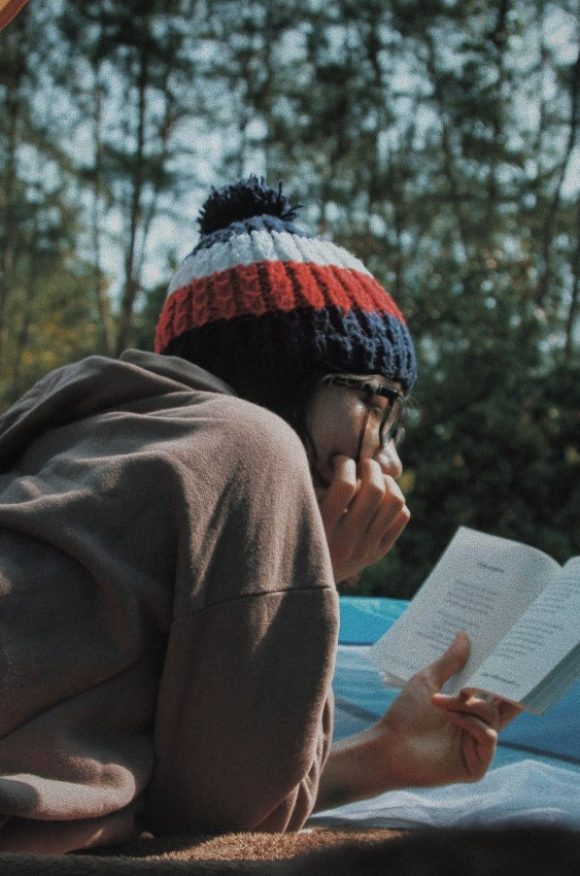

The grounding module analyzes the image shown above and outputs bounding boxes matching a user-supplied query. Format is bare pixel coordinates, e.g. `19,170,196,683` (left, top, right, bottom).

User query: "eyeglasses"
322,374,406,461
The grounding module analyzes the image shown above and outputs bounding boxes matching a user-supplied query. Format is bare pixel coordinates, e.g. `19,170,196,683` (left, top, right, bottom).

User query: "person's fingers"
447,715,497,781
374,503,411,555
438,708,498,781
317,456,410,581
496,699,523,728
432,690,502,729
438,708,498,745
339,462,409,556
424,632,470,689
342,458,388,532
447,690,523,730
317,455,358,528
364,471,409,543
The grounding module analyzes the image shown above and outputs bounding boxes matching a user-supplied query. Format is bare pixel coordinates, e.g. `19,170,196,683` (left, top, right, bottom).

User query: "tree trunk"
116,45,150,355
0,13,26,373
536,48,580,307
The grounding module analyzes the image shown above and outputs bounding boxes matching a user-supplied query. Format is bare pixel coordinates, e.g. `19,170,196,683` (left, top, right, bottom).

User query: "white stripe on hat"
167,228,371,295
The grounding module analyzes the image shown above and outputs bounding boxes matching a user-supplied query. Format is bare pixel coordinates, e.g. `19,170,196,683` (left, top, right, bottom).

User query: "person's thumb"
427,631,470,688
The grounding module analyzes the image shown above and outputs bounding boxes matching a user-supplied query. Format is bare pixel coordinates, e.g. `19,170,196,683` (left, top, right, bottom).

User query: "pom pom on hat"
155,176,417,404
198,177,301,234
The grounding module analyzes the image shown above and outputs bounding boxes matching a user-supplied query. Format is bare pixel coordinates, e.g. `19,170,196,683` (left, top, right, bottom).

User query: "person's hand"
373,632,522,788
315,633,523,812
315,455,410,583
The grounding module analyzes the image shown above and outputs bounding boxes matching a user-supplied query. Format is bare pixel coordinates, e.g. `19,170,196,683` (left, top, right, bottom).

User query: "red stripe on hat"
155,261,405,352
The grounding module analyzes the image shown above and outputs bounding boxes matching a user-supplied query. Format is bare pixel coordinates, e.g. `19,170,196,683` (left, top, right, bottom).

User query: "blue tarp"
335,596,580,770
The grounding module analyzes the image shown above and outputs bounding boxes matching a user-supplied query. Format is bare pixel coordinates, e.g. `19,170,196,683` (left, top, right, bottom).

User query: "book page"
370,527,560,693
522,642,580,714
466,557,580,706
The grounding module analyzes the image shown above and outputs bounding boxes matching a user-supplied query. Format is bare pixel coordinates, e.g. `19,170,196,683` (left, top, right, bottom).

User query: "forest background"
1,0,579,598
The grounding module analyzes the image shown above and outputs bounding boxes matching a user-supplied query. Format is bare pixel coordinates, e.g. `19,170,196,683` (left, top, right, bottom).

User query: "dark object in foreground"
0,826,577,874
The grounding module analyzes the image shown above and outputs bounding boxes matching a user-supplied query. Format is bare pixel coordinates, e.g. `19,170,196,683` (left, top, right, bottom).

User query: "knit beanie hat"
155,176,416,413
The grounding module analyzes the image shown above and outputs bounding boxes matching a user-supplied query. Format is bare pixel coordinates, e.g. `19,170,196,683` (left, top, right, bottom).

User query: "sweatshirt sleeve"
144,400,338,835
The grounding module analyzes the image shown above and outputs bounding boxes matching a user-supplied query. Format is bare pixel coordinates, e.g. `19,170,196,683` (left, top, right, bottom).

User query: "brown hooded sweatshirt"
0,350,337,853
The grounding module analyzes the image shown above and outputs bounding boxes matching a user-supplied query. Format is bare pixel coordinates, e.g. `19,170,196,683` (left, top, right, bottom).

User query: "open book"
370,527,580,715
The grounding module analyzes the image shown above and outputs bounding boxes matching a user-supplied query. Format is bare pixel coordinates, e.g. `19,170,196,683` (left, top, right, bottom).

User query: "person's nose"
373,441,403,479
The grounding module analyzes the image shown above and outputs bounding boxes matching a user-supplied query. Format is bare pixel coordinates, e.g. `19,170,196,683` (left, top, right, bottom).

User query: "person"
0,177,517,854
